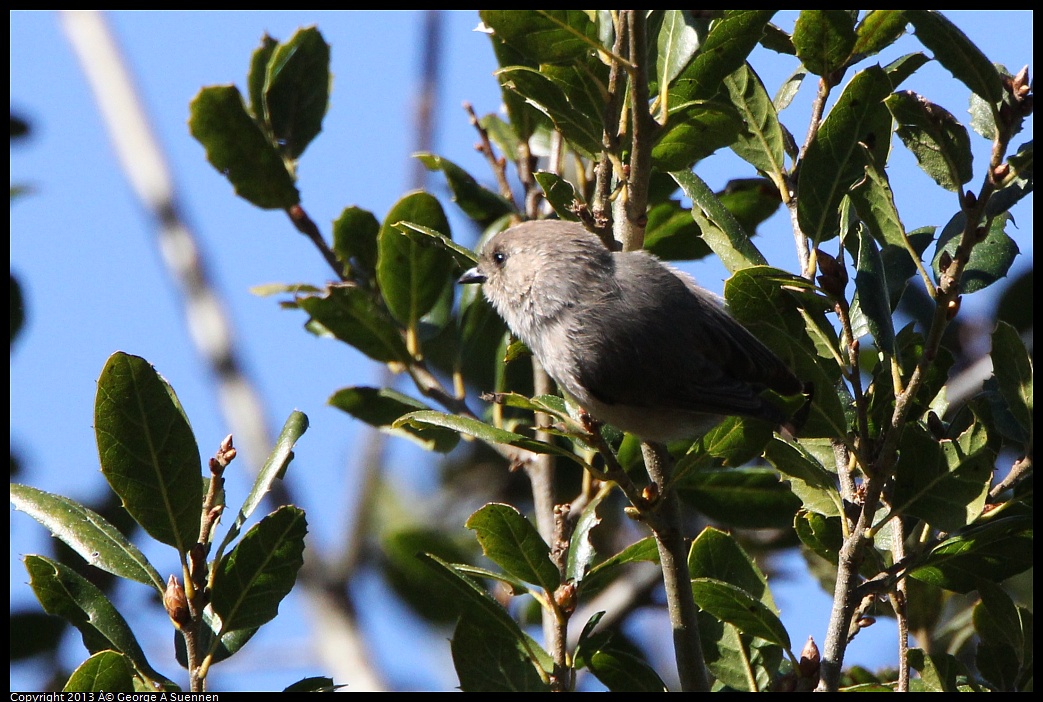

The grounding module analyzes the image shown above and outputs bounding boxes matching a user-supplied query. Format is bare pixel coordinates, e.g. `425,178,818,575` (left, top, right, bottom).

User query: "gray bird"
459,220,803,443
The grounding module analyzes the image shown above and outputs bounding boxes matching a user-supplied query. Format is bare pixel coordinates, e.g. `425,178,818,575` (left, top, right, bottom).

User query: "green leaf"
466,504,560,593
247,34,278,120
909,516,1033,593
284,677,342,693
974,579,1025,652
763,439,844,517
495,65,603,157
932,212,1020,294
479,10,598,65
643,199,711,260
188,85,299,209
854,225,896,354
584,642,663,688
797,65,893,243
262,26,329,160
94,352,201,553
455,284,509,392
330,386,459,452
565,490,605,585
671,10,777,103
332,206,380,279
297,284,410,363
581,536,660,595
376,191,454,328
908,648,975,692
212,411,308,565
534,172,583,222
886,91,973,191
852,11,909,61
676,466,800,529
10,484,164,592
452,615,552,692
483,41,546,143
381,527,477,624
394,221,478,269
420,552,552,688
416,152,514,225
874,227,934,309
24,555,171,689
793,10,856,77
848,145,909,250
174,607,257,670
699,611,780,691
652,100,744,171
724,64,786,187
394,410,590,469
990,321,1033,439
890,423,992,532
211,505,307,632
420,553,529,632
690,578,791,649
795,507,889,581
689,527,776,608
862,324,952,435
973,580,1031,691
884,51,931,88
717,178,784,238
906,11,1005,107
64,651,137,693
656,11,705,94
670,169,767,272
773,67,805,111
794,511,842,564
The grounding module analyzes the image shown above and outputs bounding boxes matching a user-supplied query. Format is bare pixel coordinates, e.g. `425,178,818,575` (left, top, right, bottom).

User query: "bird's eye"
492,251,506,266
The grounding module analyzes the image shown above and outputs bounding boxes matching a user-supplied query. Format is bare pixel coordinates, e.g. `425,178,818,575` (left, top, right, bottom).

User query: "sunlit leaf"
211,506,307,632
466,504,559,593
188,86,299,209
10,484,164,591
94,353,201,553
262,26,330,159
793,10,856,77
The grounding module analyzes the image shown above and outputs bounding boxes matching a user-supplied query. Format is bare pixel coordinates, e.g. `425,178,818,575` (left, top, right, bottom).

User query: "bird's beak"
458,267,486,285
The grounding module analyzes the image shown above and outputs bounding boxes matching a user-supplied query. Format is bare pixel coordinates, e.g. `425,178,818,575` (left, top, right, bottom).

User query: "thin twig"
465,101,518,208
591,11,627,246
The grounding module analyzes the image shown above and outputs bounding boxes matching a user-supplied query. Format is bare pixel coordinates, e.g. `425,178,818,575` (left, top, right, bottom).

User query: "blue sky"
10,11,1033,692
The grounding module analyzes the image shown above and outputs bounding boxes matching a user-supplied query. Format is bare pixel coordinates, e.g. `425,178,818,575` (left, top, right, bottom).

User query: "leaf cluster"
12,353,312,692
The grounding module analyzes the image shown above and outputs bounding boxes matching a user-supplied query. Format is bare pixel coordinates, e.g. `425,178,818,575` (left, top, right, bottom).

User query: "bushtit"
459,220,803,443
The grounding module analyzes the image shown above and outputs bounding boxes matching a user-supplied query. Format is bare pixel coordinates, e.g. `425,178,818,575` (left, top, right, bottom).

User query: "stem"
817,477,884,691
465,101,518,208
642,442,710,692
591,11,627,245
286,204,347,280
789,75,834,278
529,358,563,675
892,525,910,693
620,10,654,251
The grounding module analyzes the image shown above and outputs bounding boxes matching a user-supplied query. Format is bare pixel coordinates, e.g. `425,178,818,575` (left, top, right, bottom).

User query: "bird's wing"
571,256,799,419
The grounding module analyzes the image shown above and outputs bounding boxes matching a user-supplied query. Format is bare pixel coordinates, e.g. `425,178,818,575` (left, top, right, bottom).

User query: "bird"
458,220,804,444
